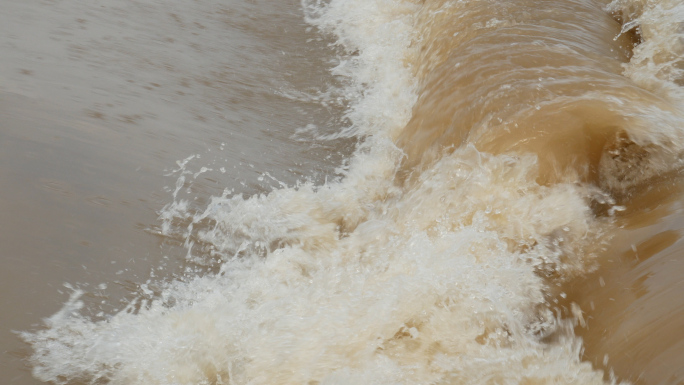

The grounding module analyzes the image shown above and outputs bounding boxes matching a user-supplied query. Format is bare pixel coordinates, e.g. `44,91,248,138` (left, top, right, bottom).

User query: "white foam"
608,0,684,102
23,146,612,384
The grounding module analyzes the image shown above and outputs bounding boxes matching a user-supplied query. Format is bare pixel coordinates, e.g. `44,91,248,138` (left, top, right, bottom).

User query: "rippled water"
3,0,684,383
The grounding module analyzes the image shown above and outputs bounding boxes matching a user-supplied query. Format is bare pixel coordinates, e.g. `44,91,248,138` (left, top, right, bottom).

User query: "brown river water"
2,0,684,384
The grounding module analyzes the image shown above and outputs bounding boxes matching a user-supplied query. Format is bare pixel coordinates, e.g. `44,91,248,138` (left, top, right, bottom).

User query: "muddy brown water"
3,0,684,383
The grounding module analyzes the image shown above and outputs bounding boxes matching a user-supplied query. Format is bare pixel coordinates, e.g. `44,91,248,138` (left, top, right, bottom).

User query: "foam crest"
608,0,684,100
302,0,419,140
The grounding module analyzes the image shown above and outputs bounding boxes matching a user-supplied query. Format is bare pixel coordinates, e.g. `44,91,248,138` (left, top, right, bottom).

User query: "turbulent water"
6,0,684,383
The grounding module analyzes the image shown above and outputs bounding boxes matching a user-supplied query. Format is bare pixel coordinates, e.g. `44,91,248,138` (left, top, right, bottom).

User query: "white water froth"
609,0,684,101
24,147,612,384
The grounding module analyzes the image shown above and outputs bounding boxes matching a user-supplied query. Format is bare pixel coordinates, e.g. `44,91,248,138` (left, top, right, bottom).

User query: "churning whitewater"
21,0,684,384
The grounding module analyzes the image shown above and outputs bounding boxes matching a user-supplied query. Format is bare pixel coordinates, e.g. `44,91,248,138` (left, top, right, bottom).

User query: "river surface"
2,0,684,384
